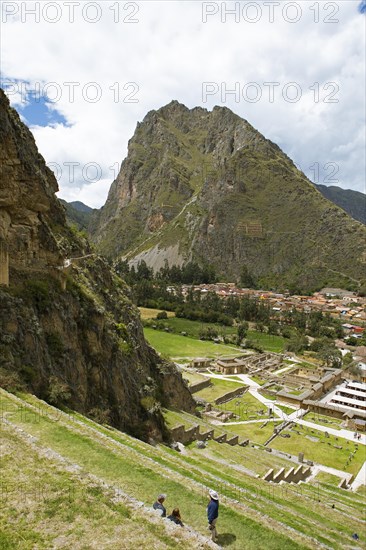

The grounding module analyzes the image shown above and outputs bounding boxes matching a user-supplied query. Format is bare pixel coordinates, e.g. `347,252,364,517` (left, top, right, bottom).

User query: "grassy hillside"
1,388,365,549
59,199,94,231
315,184,366,225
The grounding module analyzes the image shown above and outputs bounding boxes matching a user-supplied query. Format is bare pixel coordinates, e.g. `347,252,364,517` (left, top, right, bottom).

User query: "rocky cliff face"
0,90,194,441
91,101,366,292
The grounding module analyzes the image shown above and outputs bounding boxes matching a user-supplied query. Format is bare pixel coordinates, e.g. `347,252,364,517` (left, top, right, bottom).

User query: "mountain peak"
91,101,366,293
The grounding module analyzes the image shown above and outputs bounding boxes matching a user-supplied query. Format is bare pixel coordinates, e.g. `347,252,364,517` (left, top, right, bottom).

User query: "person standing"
207,489,219,542
153,493,167,517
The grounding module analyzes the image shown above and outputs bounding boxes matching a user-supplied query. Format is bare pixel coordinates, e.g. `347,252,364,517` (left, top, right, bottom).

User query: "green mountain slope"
60,199,94,231
90,101,366,293
315,184,366,225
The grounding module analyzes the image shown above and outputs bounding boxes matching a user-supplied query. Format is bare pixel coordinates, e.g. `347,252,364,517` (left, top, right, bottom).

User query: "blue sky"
14,92,69,127
1,1,365,207
359,1,366,14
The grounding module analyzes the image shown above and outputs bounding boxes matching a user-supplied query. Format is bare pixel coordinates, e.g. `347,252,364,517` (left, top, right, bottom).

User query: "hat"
158,494,166,500
209,489,219,500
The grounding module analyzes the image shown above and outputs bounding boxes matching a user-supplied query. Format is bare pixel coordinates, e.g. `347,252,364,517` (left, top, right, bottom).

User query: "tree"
199,326,218,340
240,265,255,288
136,260,153,281
236,322,249,345
156,311,168,320
347,363,362,378
268,321,279,335
285,334,309,354
255,321,266,333
318,345,342,368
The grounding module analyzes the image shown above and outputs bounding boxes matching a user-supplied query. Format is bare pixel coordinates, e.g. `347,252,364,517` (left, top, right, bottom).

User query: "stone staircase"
170,423,248,447
263,465,312,484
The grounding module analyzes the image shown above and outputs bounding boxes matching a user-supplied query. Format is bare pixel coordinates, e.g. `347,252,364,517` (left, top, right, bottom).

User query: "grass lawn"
194,377,244,402
152,317,236,338
163,408,196,429
144,327,242,359
276,404,297,416
250,375,266,385
139,307,175,320
314,472,343,486
0,425,182,550
259,392,277,401
145,317,285,353
271,425,364,475
304,413,343,430
189,439,294,477
224,420,283,445
246,331,285,353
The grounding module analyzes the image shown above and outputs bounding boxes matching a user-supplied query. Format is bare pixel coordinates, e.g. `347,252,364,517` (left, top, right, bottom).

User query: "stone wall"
303,400,366,420
214,386,248,405
189,378,211,394
283,374,312,388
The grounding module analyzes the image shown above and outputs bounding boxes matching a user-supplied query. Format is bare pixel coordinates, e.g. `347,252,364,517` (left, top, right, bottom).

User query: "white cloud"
2,0,365,206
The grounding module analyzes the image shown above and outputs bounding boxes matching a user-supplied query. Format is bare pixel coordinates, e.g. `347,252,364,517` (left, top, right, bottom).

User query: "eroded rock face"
90,100,366,292
0,92,65,271
0,89,194,441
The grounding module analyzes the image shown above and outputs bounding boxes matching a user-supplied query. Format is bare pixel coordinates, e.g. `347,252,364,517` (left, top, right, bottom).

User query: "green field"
271,425,364,475
144,317,286,353
148,316,236,337
224,421,283,445
304,412,343,430
194,377,245,402
246,331,285,353
144,327,242,359
0,391,310,550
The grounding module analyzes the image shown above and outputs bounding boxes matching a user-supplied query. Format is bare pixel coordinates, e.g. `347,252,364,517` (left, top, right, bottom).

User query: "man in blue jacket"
207,489,219,542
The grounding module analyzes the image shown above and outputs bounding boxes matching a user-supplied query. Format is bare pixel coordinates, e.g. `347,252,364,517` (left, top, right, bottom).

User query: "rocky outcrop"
91,100,366,292
0,89,194,441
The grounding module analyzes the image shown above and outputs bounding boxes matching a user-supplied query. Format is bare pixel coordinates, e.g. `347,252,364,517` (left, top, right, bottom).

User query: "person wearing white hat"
207,489,219,542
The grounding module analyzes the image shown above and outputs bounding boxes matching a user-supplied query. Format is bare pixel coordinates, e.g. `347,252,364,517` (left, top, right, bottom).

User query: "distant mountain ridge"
90,100,366,293
69,200,93,213
315,184,365,225
60,199,95,231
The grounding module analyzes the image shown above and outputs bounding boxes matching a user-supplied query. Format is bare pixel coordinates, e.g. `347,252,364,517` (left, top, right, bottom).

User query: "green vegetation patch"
0,392,308,550
271,425,364,475
194,377,244,402
224,420,283,445
144,327,241,359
